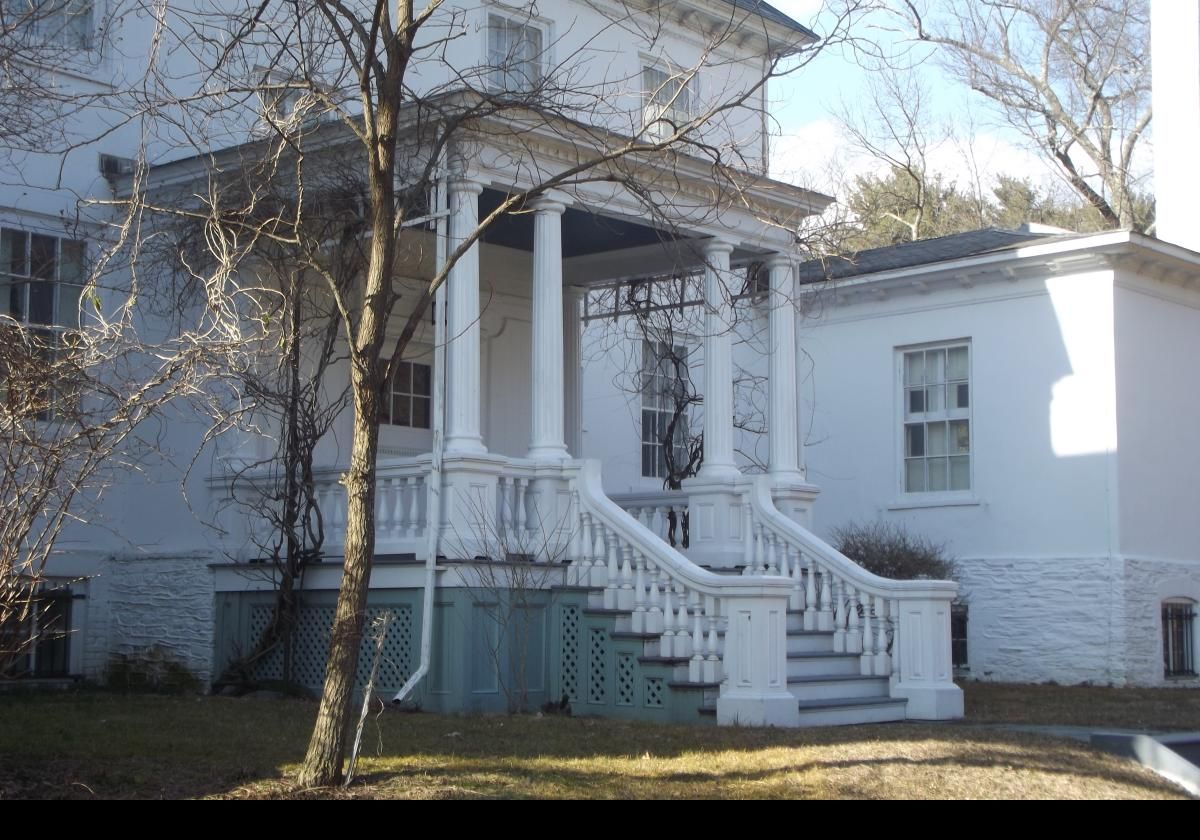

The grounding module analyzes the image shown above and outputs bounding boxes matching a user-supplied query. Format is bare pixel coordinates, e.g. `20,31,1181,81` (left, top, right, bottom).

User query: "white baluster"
860,593,875,676
674,583,690,658
377,477,392,539
765,531,778,575
803,554,817,631
405,476,419,537
591,518,607,588
631,554,647,632
818,561,834,632
832,576,846,653
704,596,721,683
647,569,663,635
688,590,705,682
789,546,805,612
515,478,528,534
650,506,664,543
661,583,676,656
603,528,620,609
496,476,510,532
617,543,635,611
889,598,901,687
389,477,404,539
874,596,891,676
741,502,754,572
846,584,862,654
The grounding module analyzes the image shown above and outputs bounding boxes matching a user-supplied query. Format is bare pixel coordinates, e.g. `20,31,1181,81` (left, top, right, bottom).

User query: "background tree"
886,0,1153,230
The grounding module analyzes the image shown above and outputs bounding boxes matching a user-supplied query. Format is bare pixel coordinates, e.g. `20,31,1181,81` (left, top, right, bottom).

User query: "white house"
4,0,969,727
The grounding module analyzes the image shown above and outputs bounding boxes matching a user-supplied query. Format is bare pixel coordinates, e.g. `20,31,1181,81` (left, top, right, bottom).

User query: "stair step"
794,696,908,727
787,631,835,655
788,674,891,701
788,652,862,678
583,607,632,617
610,631,658,641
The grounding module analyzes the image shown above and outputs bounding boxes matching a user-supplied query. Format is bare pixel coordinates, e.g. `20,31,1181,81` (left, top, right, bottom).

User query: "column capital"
447,176,485,197
528,190,569,214
701,237,736,257
762,252,795,271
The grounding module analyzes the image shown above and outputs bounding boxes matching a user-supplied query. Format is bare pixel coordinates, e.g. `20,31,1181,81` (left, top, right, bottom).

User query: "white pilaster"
528,193,569,461
445,176,487,455
697,238,738,480
563,284,584,458
767,256,803,482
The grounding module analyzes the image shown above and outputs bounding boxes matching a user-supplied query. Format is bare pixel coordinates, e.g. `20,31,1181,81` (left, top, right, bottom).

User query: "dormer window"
643,65,697,143
487,13,544,94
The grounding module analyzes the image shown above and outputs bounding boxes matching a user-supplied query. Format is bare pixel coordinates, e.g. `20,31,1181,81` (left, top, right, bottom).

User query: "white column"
445,176,487,455
563,284,584,458
527,193,569,461
697,238,738,480
767,255,803,482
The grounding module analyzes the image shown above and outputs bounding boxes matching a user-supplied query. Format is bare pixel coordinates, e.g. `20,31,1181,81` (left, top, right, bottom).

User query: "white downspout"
393,164,449,704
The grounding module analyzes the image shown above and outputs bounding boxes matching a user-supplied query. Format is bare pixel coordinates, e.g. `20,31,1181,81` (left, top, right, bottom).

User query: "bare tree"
886,0,1152,230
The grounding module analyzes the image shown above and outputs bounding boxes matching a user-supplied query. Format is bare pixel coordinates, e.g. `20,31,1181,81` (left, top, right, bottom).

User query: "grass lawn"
0,682,1195,799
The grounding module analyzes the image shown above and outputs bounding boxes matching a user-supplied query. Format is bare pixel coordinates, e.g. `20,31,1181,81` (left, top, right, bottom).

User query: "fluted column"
526,193,570,461
697,238,738,480
767,255,803,481
445,176,487,455
563,284,584,458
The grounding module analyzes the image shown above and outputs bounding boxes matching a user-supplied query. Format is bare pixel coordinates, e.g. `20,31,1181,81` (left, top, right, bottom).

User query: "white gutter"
392,165,448,705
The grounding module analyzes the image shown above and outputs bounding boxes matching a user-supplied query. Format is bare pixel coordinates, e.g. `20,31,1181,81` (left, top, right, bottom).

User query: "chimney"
1152,0,1200,252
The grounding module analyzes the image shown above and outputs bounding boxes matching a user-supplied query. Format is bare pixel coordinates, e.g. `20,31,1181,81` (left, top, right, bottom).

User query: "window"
643,65,697,143
1163,598,1196,678
902,342,970,493
487,13,544,94
17,0,95,50
641,340,691,479
381,361,431,428
1,227,86,419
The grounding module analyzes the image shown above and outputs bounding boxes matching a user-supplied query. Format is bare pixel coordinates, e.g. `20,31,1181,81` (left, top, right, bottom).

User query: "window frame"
380,359,433,430
642,61,699,143
640,339,693,481
1162,598,1197,679
896,340,973,498
18,0,96,51
484,8,548,95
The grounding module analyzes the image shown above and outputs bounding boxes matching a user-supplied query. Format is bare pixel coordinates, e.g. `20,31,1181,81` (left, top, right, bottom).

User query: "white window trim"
483,5,550,95
892,339,975,504
640,338,694,481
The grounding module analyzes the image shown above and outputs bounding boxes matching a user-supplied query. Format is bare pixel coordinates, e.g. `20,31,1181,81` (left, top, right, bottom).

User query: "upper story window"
487,12,544,94
17,0,95,50
643,65,697,143
1,227,86,330
901,342,970,493
641,340,691,479
381,361,431,429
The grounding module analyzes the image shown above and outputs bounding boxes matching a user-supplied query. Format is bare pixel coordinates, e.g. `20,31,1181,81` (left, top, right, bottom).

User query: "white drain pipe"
393,166,448,705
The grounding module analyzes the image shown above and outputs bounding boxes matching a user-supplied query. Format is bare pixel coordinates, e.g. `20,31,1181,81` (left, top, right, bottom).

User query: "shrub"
831,521,960,583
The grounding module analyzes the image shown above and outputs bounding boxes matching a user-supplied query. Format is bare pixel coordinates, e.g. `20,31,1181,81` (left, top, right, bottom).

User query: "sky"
761,1,1066,202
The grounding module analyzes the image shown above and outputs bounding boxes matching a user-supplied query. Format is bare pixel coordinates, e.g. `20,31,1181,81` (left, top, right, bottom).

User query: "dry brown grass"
0,690,1191,799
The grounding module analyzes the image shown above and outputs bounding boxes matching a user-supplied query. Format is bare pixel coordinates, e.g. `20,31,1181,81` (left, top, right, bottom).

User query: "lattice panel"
616,654,635,706
587,627,608,704
292,606,335,690
354,607,413,693
643,677,665,708
248,605,284,681
560,605,581,702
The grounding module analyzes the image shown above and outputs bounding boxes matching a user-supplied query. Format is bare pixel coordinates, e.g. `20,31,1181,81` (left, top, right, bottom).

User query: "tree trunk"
295,371,381,787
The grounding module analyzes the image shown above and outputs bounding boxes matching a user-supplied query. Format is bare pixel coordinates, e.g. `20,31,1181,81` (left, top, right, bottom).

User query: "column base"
526,444,570,462
444,436,488,456
892,681,964,720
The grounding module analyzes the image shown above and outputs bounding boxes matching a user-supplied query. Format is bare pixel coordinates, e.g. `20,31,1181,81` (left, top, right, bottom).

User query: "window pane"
905,423,924,457
412,396,430,429
393,395,410,427
927,457,948,491
642,444,655,478
950,419,970,454
4,280,23,319
28,281,54,325
947,345,968,380
929,349,946,384
412,362,431,396
904,351,923,386
907,388,924,415
955,382,969,409
925,384,943,413
950,456,970,491
58,283,83,329
905,459,925,492
928,421,947,456
1,228,26,276
394,361,411,394
59,240,84,284
30,234,56,280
